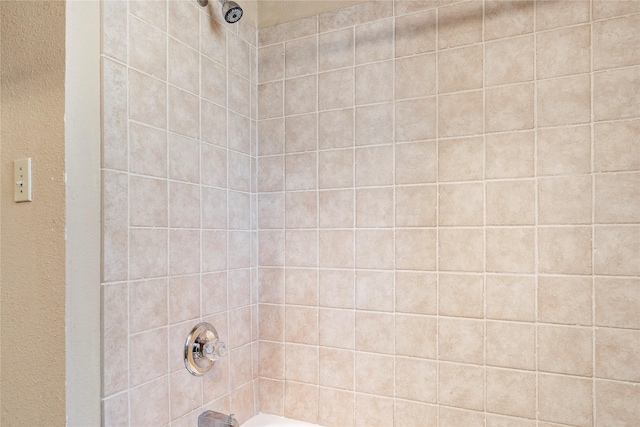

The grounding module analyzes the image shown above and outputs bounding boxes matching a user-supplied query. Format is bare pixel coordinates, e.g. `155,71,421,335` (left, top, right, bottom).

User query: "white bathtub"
242,413,318,427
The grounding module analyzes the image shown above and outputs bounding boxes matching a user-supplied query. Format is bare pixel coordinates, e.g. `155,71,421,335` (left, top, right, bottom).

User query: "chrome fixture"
197,0,243,24
184,322,227,376
198,410,239,427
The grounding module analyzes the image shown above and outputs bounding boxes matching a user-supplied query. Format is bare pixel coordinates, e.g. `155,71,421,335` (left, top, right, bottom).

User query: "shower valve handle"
202,339,227,362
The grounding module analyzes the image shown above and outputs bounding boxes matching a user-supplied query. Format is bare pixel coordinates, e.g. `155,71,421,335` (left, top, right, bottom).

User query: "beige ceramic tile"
486,368,536,418
594,67,640,122
438,0,482,49
284,382,318,424
438,136,484,182
486,131,534,179
259,44,284,83
395,97,437,142
537,125,592,176
285,114,316,153
130,279,168,333
486,180,535,225
439,228,484,272
356,19,394,64
536,0,590,30
486,321,536,370
396,140,438,184
168,0,198,49
285,306,317,345
485,1,534,40
538,276,593,326
595,277,640,329
319,269,354,310
285,343,318,384
258,378,284,416
395,54,436,100
202,57,227,107
319,230,354,268
319,308,354,350
396,185,437,227
170,230,200,275
170,370,202,420
319,28,354,71
595,379,640,427
129,16,166,79
285,191,316,229
355,145,394,186
538,227,592,275
538,175,592,225
129,229,168,279
396,357,437,403
439,407,485,427
539,324,593,376
395,272,437,315
486,275,536,322
259,304,285,342
258,81,283,120
594,119,640,172
486,83,535,132
129,69,167,129
537,25,591,79
594,226,640,275
356,187,394,227
355,103,393,146
258,193,283,230
170,182,200,228
438,362,484,410
102,1,127,63
596,327,640,382
285,230,317,267
259,341,284,379
355,270,394,312
168,133,197,182
355,61,393,105
394,228,436,271
319,69,354,111
439,45,483,93
395,314,437,359
168,86,200,139
439,318,484,364
319,347,354,390
102,283,128,395
395,10,436,57
486,228,535,273
319,388,354,427
538,374,593,426
102,172,128,282
285,152,316,191
538,75,591,127
102,392,128,427
439,273,484,319
284,268,317,306
319,189,354,228
356,352,394,396
355,394,393,427
168,38,199,94
438,91,483,137
593,15,640,71
485,35,534,86
319,109,354,149
595,172,640,223
285,36,317,78
394,400,437,427
102,58,128,171
355,312,394,354
130,377,169,426
319,149,353,189
129,328,167,386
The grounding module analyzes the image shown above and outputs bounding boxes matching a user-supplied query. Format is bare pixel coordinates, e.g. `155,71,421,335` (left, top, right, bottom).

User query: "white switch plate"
14,158,32,202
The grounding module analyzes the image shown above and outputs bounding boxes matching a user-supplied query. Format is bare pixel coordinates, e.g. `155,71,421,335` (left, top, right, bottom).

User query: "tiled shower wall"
256,1,639,426
100,1,259,425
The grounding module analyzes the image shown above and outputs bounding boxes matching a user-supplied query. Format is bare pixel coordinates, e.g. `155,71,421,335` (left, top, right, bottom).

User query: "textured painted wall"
0,1,66,425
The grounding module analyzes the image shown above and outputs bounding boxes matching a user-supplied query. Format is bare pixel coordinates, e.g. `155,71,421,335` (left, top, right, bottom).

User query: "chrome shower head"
197,0,243,24
221,0,243,23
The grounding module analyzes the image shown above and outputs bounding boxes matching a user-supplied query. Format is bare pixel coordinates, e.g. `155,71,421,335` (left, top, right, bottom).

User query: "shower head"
197,0,243,24
221,0,243,23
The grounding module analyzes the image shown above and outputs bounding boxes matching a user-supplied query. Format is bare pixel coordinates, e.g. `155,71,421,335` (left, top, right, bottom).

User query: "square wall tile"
439,273,484,318
538,374,593,426
486,321,536,370
320,348,354,389
485,35,534,86
538,276,593,326
438,0,482,49
595,277,640,329
538,324,593,377
537,25,591,79
538,227,592,275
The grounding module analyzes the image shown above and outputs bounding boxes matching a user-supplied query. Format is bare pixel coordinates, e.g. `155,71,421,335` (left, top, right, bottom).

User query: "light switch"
14,158,32,202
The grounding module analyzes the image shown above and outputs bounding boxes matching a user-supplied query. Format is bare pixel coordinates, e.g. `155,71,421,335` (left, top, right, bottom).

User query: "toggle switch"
14,158,32,202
